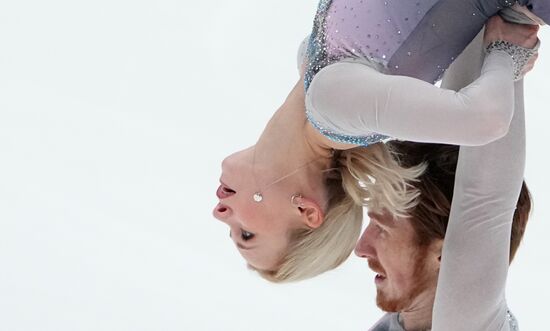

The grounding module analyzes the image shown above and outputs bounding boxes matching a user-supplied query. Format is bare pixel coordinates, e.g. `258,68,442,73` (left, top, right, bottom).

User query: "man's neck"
397,290,436,331
398,312,431,331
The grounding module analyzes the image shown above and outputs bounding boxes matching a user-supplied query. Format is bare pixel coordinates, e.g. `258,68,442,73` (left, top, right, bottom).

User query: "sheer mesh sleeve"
431,31,525,331
297,35,309,75
305,50,515,146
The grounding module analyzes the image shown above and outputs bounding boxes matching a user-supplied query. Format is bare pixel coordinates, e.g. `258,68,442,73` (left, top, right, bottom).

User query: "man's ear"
432,239,443,265
292,195,324,229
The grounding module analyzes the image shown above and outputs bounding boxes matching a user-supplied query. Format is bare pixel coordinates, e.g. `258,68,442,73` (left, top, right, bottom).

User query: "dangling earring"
290,193,304,208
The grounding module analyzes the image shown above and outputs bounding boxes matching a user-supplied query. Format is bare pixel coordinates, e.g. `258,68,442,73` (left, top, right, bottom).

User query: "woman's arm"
305,18,537,147
431,31,526,331
305,50,515,146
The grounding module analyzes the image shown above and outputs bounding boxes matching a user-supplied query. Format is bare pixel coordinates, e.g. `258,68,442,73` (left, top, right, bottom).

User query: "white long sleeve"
431,32,525,331
305,51,516,146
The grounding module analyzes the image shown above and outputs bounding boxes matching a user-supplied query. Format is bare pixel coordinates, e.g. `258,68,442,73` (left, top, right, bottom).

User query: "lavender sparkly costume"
303,0,544,146
306,0,548,86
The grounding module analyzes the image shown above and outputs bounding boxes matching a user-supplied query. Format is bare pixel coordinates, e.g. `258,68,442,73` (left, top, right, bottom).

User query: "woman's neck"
257,80,333,165
253,80,333,199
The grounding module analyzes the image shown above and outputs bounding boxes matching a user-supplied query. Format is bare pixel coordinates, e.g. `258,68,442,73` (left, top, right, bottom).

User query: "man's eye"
375,224,387,236
241,230,255,241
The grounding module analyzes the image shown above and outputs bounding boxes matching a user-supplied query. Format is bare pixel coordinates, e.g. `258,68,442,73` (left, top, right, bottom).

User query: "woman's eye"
241,230,255,241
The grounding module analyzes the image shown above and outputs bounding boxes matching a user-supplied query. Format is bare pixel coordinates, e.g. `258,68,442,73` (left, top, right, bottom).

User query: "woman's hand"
484,15,539,49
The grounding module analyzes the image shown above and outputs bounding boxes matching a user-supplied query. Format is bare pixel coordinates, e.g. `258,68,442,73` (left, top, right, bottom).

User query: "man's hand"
484,15,539,49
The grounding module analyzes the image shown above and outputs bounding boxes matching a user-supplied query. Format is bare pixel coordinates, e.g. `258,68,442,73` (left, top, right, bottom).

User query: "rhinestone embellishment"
486,40,539,81
507,309,519,331
306,110,392,146
305,0,335,90
498,0,517,7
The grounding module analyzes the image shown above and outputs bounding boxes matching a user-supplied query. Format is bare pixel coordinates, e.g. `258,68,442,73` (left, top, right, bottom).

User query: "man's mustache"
368,259,386,275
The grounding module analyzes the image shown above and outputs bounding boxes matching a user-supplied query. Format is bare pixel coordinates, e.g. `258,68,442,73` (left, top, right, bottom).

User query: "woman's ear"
292,194,325,229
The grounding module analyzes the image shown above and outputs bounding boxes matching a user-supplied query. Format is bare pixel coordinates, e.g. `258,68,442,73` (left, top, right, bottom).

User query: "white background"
1,1,548,330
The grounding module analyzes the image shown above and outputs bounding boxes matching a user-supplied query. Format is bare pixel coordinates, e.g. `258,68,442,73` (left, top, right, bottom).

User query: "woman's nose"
213,203,233,222
216,184,236,199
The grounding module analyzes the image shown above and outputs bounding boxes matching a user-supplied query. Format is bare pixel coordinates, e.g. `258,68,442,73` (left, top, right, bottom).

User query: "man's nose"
355,227,375,259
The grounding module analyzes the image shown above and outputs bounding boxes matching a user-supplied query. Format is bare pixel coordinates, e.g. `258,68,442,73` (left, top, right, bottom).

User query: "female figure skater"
213,1,541,282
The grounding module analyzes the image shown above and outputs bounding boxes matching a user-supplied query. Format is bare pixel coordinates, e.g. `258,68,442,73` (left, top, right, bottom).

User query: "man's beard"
375,247,434,312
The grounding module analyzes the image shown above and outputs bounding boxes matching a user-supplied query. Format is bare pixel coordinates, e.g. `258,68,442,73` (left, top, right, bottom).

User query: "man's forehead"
368,211,399,227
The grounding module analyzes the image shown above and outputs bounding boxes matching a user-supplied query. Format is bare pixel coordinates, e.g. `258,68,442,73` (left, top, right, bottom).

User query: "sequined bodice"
324,0,438,71
305,0,515,90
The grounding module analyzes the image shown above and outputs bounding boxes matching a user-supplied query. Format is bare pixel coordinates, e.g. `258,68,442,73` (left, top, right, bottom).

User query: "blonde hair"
251,143,426,282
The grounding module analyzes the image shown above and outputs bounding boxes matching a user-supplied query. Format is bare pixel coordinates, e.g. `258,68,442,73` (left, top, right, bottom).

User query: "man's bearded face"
355,211,441,312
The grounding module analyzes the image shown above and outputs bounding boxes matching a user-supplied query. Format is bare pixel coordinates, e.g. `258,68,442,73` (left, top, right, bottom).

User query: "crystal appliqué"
305,0,336,91
486,40,539,81
306,110,392,146
507,309,519,331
